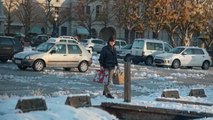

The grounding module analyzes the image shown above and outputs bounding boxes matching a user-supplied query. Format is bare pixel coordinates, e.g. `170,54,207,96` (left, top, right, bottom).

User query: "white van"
131,38,173,65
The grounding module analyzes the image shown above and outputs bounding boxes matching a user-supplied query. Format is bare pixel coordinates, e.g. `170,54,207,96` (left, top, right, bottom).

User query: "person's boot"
106,93,114,99
103,91,106,95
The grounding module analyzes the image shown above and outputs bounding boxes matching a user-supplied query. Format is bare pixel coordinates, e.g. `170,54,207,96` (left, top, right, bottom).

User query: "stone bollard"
65,95,91,108
161,89,180,99
15,97,47,113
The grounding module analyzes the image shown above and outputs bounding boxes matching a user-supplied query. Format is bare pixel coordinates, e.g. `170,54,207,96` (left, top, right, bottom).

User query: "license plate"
15,60,21,64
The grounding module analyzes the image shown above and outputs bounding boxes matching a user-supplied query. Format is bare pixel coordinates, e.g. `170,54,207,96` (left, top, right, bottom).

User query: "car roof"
134,38,164,42
176,46,200,49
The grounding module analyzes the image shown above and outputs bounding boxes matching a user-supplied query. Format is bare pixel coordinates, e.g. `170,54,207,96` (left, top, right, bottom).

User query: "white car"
154,46,212,70
80,38,106,53
13,42,92,72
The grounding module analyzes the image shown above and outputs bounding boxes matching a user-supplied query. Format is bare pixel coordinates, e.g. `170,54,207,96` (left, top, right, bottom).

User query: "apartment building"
0,0,5,35
2,0,169,42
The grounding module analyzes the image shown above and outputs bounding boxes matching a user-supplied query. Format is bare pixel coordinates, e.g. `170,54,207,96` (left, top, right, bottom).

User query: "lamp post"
54,13,59,37
45,0,51,34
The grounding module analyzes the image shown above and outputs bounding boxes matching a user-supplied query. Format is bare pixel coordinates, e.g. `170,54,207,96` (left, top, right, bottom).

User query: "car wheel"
201,61,210,70
63,67,71,71
172,59,180,69
145,56,153,66
33,60,45,71
78,61,88,72
17,65,27,70
0,59,8,63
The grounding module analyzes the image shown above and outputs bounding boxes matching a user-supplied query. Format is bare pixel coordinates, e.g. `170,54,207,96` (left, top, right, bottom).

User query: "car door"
180,48,194,66
0,38,14,57
66,44,83,67
192,48,205,66
46,44,68,67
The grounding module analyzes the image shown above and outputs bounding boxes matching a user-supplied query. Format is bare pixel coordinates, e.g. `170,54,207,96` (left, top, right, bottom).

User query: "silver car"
13,42,92,72
80,38,106,53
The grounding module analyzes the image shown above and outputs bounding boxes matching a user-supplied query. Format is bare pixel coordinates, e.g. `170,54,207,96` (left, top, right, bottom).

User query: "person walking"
99,36,119,99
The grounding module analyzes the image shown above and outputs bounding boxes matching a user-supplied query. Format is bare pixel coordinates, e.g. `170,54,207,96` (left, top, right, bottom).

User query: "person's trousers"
104,68,114,94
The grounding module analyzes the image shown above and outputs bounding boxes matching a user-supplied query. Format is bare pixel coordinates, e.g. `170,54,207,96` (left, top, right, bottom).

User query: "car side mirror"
50,50,56,54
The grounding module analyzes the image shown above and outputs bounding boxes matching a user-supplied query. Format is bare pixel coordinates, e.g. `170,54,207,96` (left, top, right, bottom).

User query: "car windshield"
168,47,185,54
36,42,54,52
132,40,144,49
121,44,132,49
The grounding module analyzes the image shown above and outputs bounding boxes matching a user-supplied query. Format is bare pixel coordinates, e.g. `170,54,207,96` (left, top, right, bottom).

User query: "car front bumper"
13,58,34,67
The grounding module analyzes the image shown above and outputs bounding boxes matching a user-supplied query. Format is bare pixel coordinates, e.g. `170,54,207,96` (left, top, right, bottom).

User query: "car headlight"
25,55,31,59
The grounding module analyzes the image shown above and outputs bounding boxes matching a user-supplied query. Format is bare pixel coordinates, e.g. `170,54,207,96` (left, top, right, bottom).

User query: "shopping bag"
93,70,109,84
113,70,124,84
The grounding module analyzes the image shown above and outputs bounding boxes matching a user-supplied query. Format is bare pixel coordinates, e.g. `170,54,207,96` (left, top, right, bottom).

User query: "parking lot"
0,60,213,97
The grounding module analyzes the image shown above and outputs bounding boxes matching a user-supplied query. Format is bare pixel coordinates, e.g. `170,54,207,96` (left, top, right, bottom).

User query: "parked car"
131,38,173,65
13,42,92,72
154,46,212,70
80,38,106,53
47,37,79,44
30,35,50,47
115,39,127,50
117,44,132,60
0,36,24,62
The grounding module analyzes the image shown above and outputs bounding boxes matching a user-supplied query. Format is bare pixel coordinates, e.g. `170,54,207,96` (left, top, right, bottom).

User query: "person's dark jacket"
99,45,118,69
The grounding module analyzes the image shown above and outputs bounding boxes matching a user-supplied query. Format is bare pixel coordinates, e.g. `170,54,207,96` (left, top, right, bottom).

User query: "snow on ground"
0,47,213,120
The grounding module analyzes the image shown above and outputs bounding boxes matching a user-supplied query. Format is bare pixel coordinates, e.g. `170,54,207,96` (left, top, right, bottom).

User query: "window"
54,44,66,54
96,5,101,18
164,43,173,52
184,49,193,55
193,49,204,55
92,40,104,44
121,41,126,46
147,42,163,51
132,40,144,49
68,45,82,54
86,6,90,15
0,38,13,45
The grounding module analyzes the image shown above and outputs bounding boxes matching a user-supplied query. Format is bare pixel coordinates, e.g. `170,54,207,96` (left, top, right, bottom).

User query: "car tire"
201,61,210,70
145,56,153,66
78,61,88,72
172,59,180,69
17,65,27,70
63,67,71,71
33,59,45,71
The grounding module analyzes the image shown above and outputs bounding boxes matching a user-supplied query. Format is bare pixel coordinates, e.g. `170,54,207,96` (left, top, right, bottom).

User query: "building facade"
0,0,6,35
2,0,169,42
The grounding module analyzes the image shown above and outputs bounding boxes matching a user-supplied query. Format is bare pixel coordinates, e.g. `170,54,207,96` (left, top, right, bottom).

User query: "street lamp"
52,8,59,37
45,0,51,34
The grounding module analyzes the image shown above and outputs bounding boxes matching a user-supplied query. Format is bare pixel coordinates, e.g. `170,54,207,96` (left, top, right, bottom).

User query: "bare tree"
73,0,97,35
113,0,144,43
3,0,16,34
14,0,41,35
